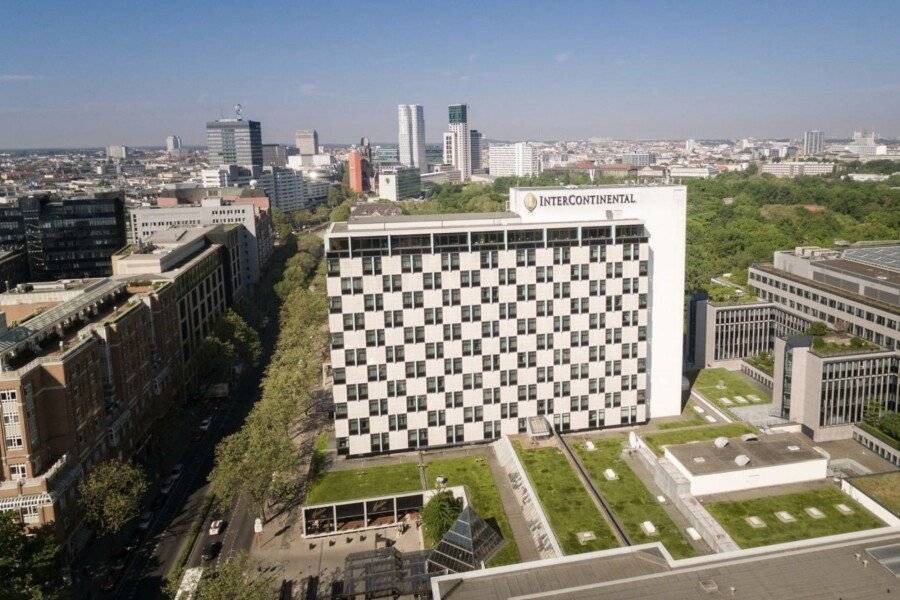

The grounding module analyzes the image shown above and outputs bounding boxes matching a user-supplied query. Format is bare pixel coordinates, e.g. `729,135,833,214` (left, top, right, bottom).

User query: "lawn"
513,440,619,554
851,472,900,517
305,462,422,505
706,486,885,548
654,404,708,430
643,422,757,456
424,456,520,566
574,437,696,558
693,368,770,407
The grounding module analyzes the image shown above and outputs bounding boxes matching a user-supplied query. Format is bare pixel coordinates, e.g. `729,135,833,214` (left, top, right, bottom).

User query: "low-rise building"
760,162,835,177
378,167,421,202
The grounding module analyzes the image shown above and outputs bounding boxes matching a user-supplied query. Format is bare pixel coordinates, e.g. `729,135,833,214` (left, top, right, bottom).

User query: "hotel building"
326,185,687,456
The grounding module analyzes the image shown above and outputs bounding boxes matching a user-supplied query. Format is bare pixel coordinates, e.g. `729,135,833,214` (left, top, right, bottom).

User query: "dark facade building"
0,192,127,281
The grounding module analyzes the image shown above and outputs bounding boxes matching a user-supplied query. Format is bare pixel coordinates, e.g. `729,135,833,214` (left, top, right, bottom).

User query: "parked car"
170,463,184,478
198,417,212,431
201,541,222,561
208,519,226,536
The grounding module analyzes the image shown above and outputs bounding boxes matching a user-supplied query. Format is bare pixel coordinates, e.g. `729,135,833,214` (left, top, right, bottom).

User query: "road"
111,311,281,599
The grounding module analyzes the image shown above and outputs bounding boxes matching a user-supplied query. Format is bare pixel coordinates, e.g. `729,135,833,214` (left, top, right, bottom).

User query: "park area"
513,441,619,554
705,486,885,548
693,368,770,408
574,437,696,558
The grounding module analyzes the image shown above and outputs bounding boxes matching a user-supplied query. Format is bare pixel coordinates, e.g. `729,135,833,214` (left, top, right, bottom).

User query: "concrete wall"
841,479,900,527
665,452,827,496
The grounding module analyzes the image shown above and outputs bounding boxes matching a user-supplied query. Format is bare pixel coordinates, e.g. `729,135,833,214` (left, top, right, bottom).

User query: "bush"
806,321,828,336
421,491,463,543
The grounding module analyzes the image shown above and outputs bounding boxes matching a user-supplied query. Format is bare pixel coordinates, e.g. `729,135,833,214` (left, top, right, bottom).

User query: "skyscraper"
802,130,824,156
398,105,426,170
295,129,319,155
347,150,364,193
469,129,483,172
166,135,182,154
206,119,263,168
444,103,471,180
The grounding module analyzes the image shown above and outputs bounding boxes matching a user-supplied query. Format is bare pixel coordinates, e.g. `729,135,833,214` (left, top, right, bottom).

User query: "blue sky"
2,0,899,148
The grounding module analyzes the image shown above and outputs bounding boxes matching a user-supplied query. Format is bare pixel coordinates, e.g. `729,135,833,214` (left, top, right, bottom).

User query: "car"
198,417,212,431
170,463,184,478
137,511,154,530
208,519,226,536
201,541,222,561
159,478,175,495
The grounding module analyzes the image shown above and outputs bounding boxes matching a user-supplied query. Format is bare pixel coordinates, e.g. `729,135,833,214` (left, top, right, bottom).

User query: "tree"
805,321,828,337
79,458,148,535
863,398,881,427
0,512,62,600
213,309,262,368
197,552,273,600
878,412,900,440
422,491,463,543
188,336,237,392
270,208,292,240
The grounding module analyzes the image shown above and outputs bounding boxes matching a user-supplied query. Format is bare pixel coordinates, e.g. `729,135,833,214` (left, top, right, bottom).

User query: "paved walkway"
485,449,541,562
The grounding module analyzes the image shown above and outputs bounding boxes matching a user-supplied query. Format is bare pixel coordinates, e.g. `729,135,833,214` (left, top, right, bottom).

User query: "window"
401,254,423,273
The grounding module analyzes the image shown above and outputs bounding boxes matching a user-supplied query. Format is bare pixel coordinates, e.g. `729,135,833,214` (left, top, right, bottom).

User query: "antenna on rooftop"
234,103,243,119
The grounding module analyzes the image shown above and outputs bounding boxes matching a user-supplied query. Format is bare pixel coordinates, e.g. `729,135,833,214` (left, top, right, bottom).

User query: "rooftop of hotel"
665,432,823,476
432,532,900,600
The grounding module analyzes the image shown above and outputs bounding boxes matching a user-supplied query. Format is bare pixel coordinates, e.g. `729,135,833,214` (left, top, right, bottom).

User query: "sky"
2,0,899,148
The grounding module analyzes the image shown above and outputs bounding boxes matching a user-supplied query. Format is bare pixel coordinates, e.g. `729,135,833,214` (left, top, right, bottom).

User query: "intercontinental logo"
524,192,637,210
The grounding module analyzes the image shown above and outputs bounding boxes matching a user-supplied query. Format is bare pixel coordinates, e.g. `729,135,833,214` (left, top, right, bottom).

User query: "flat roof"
816,258,900,287
665,433,823,476
433,531,900,600
842,244,900,273
508,183,685,191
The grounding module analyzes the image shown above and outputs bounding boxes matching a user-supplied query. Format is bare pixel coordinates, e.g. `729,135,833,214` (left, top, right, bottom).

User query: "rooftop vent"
741,433,760,442
693,457,706,464
699,580,719,593
734,455,751,467
713,437,729,448
787,445,801,452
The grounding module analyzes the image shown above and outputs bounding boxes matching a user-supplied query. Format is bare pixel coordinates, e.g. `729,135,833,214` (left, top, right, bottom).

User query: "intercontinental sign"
523,191,636,212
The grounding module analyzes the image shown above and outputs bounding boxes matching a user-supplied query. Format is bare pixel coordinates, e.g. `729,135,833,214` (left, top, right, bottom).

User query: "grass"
858,422,900,451
424,456,520,566
693,368,770,406
643,422,757,456
574,437,696,558
654,405,708,430
706,486,885,548
305,462,422,505
851,472,900,517
513,440,619,554
744,352,774,376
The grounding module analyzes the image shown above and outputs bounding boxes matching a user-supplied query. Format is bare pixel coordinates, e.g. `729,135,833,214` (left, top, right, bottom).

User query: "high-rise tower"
398,105,426,170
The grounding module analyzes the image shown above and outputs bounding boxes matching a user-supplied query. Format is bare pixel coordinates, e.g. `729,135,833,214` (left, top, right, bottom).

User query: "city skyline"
3,1,900,148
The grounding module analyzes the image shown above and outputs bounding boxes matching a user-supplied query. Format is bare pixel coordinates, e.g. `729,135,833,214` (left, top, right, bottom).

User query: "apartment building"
0,277,183,552
326,185,686,456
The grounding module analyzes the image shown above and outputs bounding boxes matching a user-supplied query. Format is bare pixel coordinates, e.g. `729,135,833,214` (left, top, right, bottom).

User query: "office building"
378,167,421,202
295,129,319,155
128,193,274,288
622,152,653,167
398,105,427,171
259,166,329,212
325,184,687,456
425,144,443,167
443,104,471,181
206,118,263,168
802,130,824,156
262,143,296,167
469,130,483,172
200,165,253,188
0,192,127,281
348,150,365,193
693,242,899,441
488,143,541,178
847,130,884,157
759,162,834,177
668,165,716,178
105,145,130,160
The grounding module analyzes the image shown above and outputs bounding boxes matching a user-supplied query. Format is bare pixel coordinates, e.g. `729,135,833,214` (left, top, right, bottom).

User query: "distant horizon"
3,1,899,148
